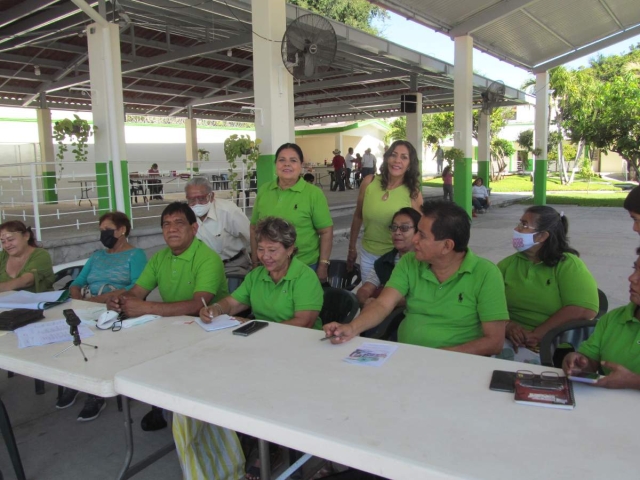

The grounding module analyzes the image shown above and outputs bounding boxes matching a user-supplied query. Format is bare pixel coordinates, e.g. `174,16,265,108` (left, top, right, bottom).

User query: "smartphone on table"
489,370,517,393
568,371,601,384
232,321,269,337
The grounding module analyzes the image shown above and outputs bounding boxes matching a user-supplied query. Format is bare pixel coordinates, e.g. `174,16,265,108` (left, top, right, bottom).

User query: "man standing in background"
361,148,377,178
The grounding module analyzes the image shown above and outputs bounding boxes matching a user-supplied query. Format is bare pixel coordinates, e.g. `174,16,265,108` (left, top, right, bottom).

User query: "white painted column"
87,22,128,215
534,71,549,205
405,92,423,173
36,102,58,203
477,111,490,187
185,107,198,169
453,35,474,213
251,0,295,187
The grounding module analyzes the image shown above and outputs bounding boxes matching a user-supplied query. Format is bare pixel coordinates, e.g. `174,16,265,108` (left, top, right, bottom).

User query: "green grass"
423,174,631,193
519,192,627,207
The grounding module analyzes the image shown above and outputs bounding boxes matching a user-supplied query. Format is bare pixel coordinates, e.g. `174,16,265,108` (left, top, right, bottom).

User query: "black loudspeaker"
400,94,418,113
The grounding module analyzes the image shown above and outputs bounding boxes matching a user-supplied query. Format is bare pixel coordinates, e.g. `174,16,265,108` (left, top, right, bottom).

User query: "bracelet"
319,259,331,265
212,303,224,316
348,248,357,252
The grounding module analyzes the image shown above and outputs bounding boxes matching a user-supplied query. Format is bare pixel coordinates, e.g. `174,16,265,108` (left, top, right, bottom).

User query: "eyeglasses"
111,312,127,332
516,221,537,231
388,224,415,233
516,370,563,390
186,195,210,206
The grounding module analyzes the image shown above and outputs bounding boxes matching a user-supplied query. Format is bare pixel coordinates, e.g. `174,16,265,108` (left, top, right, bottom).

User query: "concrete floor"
1,196,636,480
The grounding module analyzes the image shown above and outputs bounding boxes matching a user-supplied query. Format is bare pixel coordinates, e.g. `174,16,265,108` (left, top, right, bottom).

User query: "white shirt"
472,185,489,198
362,152,376,168
196,198,250,261
345,153,355,165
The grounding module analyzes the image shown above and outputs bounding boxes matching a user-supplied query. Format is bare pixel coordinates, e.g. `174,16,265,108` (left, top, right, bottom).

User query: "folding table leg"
0,399,26,480
259,439,271,480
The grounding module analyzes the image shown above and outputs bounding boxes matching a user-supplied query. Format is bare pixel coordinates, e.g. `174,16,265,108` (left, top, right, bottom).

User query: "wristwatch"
319,259,331,266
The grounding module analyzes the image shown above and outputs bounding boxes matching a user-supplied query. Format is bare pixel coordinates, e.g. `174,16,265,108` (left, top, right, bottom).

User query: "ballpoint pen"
320,334,341,342
201,298,213,319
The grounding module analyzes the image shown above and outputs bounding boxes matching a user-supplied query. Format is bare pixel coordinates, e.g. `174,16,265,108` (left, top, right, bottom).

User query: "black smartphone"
232,321,269,337
489,370,517,393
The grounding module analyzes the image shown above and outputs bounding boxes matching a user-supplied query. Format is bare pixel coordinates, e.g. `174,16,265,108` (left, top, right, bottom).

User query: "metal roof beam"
41,33,252,93
0,0,60,30
533,23,640,73
449,0,539,36
0,1,99,44
295,71,409,93
124,0,252,24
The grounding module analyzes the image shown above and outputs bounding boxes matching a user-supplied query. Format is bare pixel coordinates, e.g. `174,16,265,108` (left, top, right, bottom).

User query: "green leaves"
52,114,94,177
223,135,261,196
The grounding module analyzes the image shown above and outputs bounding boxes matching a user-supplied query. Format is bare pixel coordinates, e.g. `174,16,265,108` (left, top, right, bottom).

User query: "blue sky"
373,12,640,90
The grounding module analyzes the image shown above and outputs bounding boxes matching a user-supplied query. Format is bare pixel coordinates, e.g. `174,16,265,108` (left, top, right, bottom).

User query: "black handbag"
0,308,45,331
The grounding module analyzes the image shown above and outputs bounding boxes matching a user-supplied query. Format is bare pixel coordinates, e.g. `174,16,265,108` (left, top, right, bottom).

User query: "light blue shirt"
70,248,147,295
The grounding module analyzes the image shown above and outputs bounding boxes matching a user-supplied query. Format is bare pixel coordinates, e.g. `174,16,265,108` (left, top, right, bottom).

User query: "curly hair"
379,140,421,199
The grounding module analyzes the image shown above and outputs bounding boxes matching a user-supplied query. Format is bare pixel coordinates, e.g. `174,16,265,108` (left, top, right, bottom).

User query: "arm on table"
0,272,36,292
200,296,250,323
443,321,507,356
323,286,402,343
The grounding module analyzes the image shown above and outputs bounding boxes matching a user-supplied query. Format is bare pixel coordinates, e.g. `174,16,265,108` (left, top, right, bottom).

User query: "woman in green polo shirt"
498,206,599,360
250,143,333,283
347,140,423,281
201,216,324,329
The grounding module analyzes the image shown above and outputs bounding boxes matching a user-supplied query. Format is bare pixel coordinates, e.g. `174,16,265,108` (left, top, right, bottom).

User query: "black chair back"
319,288,359,326
53,265,85,290
596,288,608,319
327,260,361,291
361,307,405,341
227,274,245,294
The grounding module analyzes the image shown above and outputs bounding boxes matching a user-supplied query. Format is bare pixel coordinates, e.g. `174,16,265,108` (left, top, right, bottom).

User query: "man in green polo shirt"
562,253,640,390
324,201,508,356
107,202,228,318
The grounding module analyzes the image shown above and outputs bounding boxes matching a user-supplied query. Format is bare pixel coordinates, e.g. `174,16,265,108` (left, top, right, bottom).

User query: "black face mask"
100,229,118,249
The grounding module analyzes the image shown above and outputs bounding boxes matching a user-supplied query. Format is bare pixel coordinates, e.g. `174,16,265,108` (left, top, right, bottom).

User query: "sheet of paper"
194,314,240,332
343,342,399,367
14,319,94,349
0,290,66,310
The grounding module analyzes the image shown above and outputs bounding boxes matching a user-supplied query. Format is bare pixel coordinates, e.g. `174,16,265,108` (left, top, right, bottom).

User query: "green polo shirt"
231,257,323,329
136,238,228,303
251,178,333,265
497,252,599,331
579,303,640,375
386,250,508,349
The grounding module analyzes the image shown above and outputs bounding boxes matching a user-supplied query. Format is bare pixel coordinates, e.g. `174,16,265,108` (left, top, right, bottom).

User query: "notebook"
193,314,240,332
514,372,575,410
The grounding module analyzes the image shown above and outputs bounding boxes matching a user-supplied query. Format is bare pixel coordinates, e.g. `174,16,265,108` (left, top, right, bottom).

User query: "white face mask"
191,202,210,218
512,230,539,252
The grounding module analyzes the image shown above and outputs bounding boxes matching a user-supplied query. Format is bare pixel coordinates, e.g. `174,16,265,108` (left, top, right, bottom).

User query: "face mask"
100,229,118,249
512,230,538,252
191,202,210,218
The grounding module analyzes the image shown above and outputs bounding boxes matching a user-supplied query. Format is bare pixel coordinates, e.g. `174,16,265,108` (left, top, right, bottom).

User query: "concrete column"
185,107,198,171
334,134,342,154
405,92,423,175
87,22,128,216
36,99,58,204
453,36,474,215
477,111,490,189
534,71,549,205
252,0,295,188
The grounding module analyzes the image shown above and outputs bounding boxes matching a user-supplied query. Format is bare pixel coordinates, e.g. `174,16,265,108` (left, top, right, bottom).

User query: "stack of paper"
194,314,240,332
0,291,69,310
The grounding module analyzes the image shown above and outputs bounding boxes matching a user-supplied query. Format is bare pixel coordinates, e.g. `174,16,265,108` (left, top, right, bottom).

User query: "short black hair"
160,202,197,226
275,143,304,163
392,207,422,231
420,200,470,252
624,186,640,214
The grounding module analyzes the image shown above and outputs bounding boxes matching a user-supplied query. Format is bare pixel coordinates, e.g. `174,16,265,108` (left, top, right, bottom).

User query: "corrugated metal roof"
372,0,640,71
0,0,527,124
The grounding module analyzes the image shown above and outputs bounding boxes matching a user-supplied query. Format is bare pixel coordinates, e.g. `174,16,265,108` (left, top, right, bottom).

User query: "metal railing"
0,160,258,241
0,160,112,242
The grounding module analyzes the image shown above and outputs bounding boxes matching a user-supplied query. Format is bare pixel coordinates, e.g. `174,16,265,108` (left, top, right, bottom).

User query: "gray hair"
185,176,212,194
255,217,297,252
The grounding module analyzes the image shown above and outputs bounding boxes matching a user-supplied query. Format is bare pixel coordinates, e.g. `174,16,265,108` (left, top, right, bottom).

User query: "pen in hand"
201,298,213,319
321,334,341,342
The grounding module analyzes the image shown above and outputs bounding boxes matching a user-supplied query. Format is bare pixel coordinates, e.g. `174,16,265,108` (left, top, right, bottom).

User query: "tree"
472,107,515,140
288,0,388,35
386,112,454,146
490,138,515,181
